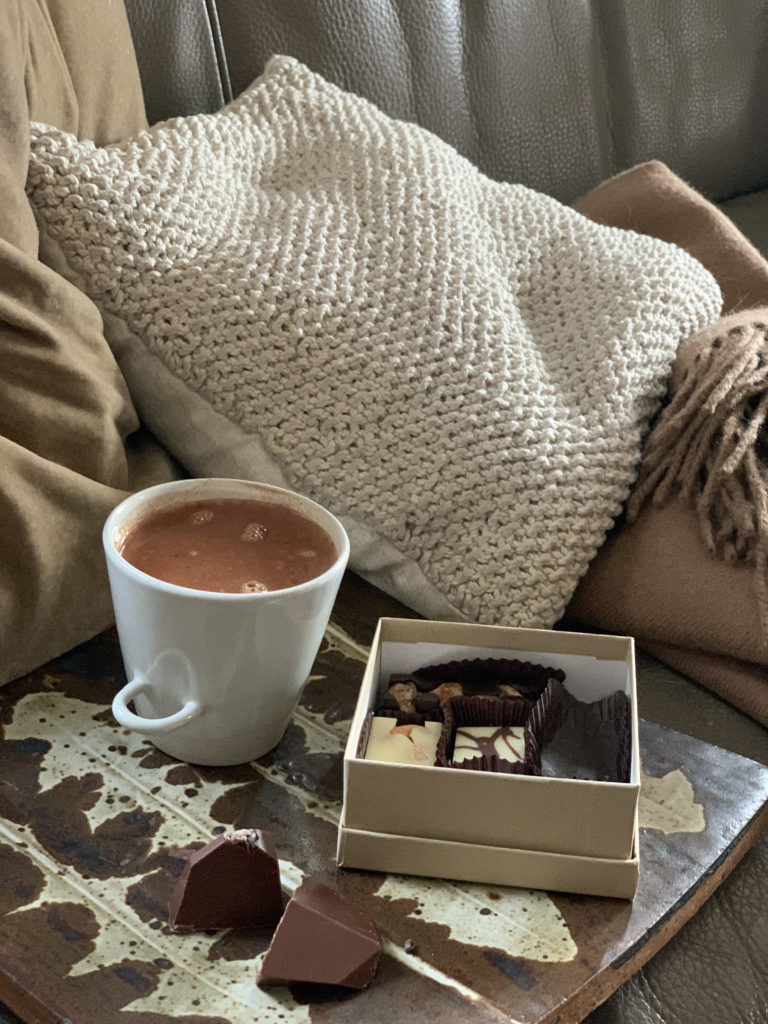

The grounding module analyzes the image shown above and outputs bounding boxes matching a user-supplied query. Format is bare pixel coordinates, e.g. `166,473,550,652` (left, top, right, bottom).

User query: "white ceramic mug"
103,478,349,766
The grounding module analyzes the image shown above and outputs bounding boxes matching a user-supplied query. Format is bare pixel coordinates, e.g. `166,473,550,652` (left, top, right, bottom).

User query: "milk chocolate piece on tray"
258,879,381,990
168,828,283,932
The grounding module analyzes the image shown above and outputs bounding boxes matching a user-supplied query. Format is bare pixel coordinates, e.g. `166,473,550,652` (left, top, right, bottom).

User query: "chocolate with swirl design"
453,725,527,767
437,695,541,775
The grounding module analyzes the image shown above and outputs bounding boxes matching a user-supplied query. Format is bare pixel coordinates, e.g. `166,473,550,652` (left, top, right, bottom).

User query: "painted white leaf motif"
0,829,311,1022
639,768,706,835
2,618,578,1021
375,875,577,963
2,691,312,1020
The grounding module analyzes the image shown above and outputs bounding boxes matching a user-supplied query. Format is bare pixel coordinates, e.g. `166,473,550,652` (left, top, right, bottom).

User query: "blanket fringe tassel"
628,317,768,617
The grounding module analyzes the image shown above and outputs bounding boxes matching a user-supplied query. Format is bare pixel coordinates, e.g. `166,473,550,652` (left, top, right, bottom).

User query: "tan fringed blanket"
568,160,768,726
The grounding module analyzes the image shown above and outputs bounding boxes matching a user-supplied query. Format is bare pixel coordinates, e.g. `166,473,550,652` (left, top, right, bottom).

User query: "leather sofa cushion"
125,0,768,205
720,190,768,261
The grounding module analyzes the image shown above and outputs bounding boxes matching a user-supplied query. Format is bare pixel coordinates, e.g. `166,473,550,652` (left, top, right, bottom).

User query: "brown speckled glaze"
1,573,767,1024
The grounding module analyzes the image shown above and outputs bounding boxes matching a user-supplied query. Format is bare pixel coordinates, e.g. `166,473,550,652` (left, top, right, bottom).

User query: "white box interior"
370,638,637,784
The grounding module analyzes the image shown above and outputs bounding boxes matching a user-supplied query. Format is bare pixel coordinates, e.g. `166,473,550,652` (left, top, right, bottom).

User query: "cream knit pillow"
26,55,722,628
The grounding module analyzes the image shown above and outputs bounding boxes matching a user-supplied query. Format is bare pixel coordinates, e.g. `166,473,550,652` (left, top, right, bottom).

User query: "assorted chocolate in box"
361,655,631,783
338,618,641,899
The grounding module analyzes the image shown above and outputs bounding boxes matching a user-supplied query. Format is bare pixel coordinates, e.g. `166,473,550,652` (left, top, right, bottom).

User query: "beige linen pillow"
25,56,722,630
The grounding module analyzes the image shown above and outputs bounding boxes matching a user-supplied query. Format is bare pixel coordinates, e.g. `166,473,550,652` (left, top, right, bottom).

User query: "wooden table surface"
1,573,767,1024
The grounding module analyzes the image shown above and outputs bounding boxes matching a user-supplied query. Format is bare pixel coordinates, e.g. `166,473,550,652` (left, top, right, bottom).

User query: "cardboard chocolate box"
337,618,640,899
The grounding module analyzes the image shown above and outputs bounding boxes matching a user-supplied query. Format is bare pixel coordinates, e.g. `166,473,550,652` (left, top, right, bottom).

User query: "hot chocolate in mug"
103,478,349,766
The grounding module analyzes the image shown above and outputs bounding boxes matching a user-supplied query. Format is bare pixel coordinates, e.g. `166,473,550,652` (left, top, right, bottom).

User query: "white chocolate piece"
364,717,442,765
453,725,525,765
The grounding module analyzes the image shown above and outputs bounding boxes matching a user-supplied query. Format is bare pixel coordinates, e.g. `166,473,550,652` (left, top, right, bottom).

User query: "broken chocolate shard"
258,878,381,990
168,828,283,933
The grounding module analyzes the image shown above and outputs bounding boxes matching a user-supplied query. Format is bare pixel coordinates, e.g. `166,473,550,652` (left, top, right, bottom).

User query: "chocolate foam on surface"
168,828,284,933
258,878,381,990
531,678,632,783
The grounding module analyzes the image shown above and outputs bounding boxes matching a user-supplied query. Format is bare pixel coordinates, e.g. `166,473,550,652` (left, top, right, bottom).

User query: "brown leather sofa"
1,2,765,1022
120,4,768,1023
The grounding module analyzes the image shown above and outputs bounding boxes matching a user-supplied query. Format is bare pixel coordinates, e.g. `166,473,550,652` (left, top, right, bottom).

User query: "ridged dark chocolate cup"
412,657,564,703
436,696,540,775
356,710,375,759
530,677,632,783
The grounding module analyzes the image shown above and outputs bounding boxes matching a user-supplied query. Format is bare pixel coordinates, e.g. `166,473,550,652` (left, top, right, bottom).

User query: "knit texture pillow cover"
25,55,722,627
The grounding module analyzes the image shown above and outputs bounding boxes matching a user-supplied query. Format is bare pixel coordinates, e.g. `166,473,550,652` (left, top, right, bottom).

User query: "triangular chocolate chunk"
258,879,381,990
169,828,283,932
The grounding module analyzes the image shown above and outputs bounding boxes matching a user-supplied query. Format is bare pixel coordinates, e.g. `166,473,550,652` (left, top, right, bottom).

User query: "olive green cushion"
0,0,176,685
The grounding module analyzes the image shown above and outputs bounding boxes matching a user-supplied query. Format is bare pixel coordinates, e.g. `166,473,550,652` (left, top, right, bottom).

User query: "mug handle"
112,676,201,734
